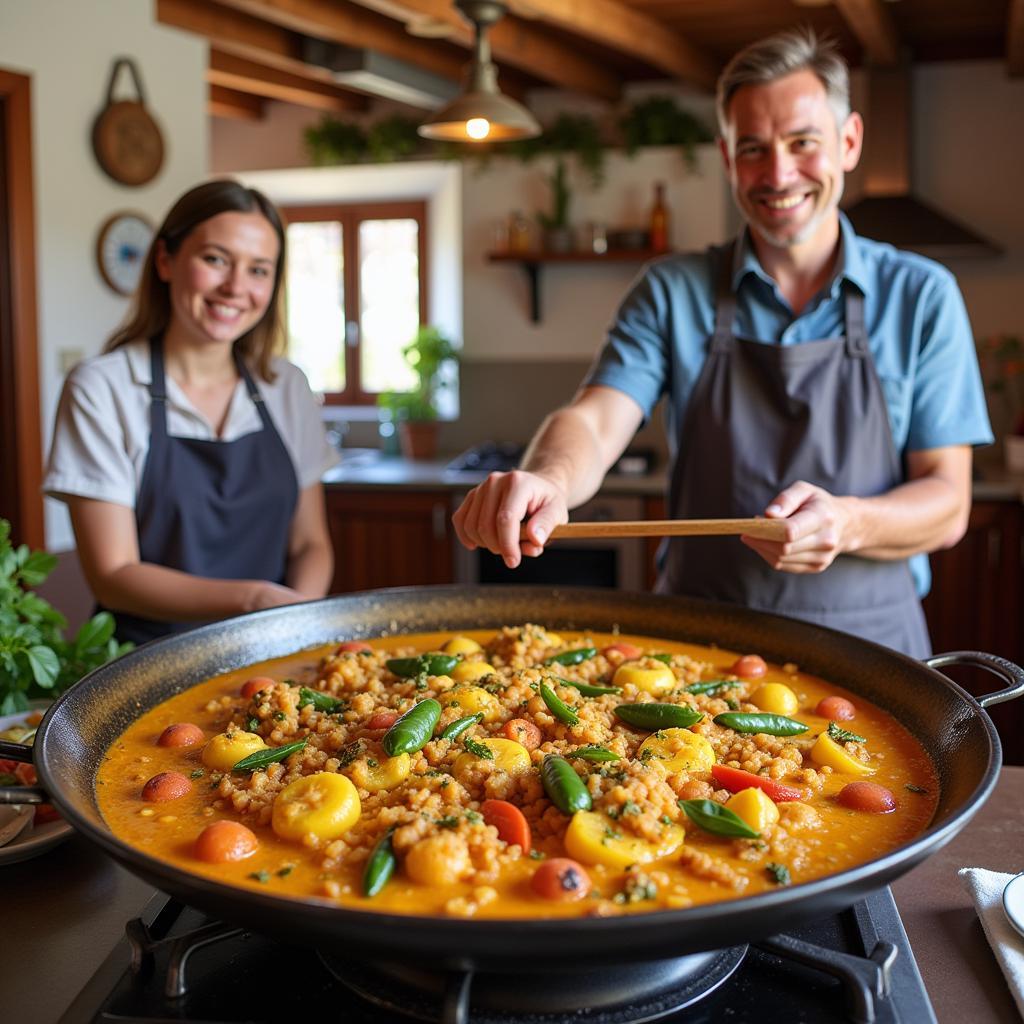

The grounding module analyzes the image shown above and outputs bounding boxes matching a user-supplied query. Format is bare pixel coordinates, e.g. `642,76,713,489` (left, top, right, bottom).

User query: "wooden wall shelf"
487,249,664,322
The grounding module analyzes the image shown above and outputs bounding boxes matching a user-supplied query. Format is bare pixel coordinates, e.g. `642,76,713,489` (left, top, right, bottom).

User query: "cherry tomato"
815,696,856,721
142,771,193,802
157,723,205,747
34,804,61,824
240,677,275,700
837,782,897,813
730,655,767,679
502,718,542,750
367,710,400,731
14,763,36,786
336,641,372,655
710,763,805,802
530,857,592,901
194,820,259,862
480,799,532,853
602,642,643,661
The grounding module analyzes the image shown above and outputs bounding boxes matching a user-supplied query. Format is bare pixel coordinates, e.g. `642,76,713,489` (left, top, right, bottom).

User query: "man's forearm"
285,540,334,598
841,476,970,560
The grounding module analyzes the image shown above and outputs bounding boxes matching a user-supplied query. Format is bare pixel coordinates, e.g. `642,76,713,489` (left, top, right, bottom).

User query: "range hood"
842,66,1002,260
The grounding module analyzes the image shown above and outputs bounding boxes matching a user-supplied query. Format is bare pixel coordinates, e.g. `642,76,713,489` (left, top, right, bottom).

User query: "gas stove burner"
317,947,746,1024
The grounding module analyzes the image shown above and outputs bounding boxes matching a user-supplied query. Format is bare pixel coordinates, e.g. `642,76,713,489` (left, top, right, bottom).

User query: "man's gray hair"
715,27,851,135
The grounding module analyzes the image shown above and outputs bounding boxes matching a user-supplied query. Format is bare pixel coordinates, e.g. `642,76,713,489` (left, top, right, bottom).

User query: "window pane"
285,221,345,393
359,219,419,394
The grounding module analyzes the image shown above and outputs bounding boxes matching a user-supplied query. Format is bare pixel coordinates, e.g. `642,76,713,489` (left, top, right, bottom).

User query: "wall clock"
96,212,154,296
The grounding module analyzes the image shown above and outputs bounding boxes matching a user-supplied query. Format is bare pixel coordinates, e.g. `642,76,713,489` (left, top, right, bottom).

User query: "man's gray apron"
104,338,299,645
656,241,931,658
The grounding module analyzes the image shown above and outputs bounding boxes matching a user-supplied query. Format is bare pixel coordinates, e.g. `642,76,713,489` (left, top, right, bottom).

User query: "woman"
44,180,338,644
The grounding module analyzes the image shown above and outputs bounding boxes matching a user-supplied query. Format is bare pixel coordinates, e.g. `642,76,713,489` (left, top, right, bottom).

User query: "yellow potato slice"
564,810,685,869
750,682,799,715
201,731,267,772
450,662,499,685
810,733,875,776
442,636,482,655
612,663,675,696
725,787,780,833
637,728,715,774
453,737,531,780
352,753,411,792
444,684,501,721
271,772,361,842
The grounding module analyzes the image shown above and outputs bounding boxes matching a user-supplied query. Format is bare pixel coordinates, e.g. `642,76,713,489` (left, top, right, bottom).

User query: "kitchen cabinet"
325,489,454,593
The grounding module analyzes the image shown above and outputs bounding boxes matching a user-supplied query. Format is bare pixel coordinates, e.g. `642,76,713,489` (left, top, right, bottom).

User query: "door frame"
0,68,43,549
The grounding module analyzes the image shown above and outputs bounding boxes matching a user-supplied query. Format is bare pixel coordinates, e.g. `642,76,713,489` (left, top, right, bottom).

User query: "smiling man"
453,28,993,656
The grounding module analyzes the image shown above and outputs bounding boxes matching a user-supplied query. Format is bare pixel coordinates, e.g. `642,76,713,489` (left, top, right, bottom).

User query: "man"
452,28,992,657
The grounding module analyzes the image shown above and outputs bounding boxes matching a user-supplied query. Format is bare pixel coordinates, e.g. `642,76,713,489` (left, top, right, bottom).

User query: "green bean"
685,679,740,696
297,688,347,713
543,647,597,667
569,746,621,763
439,712,483,741
363,831,396,897
557,677,622,697
679,798,760,839
539,681,579,726
613,703,704,730
381,699,442,755
541,754,592,814
386,653,460,679
232,739,307,772
713,712,808,736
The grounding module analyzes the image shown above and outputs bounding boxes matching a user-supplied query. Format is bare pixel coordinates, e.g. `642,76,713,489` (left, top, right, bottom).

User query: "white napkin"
958,867,1024,1019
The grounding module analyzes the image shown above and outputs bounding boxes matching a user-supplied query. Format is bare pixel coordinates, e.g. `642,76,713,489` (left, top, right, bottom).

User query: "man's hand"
741,480,853,574
452,470,569,569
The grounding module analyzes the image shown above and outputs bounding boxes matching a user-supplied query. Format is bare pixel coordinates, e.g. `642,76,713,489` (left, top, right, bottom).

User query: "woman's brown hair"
105,179,287,381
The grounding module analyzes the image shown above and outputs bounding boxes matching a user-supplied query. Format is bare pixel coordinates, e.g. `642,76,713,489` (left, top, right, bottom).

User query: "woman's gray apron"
106,338,299,645
656,242,931,658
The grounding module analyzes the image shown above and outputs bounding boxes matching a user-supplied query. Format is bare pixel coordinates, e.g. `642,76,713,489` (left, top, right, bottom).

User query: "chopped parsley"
273,711,286,721
601,825,623,844
366,758,379,768
337,740,363,768
465,809,483,824
905,783,928,794
827,722,867,744
246,717,260,733
528,849,546,860
660,814,673,826
414,673,429,691
613,872,658,904
248,870,270,883
464,737,494,759
620,800,641,816
276,865,294,878
189,768,205,779
436,815,460,829
766,862,791,886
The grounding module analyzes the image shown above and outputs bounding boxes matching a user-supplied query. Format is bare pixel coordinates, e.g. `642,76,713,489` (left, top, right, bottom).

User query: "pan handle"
0,739,33,764
0,738,48,804
924,651,1024,708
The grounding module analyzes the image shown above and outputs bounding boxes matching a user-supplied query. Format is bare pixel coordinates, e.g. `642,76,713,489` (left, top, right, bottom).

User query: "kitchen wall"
1,0,208,550
215,60,1024,458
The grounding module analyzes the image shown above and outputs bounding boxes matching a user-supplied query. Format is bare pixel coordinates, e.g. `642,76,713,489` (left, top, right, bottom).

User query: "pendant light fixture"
418,0,541,143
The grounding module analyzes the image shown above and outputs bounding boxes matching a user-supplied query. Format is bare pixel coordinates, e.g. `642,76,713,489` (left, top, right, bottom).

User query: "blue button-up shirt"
584,214,993,596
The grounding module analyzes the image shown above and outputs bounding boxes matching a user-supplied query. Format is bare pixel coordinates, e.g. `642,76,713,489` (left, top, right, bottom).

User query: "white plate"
0,706,73,865
1003,873,1024,941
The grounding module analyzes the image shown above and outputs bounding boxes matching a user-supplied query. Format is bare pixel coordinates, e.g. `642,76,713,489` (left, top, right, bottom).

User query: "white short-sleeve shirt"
44,340,339,509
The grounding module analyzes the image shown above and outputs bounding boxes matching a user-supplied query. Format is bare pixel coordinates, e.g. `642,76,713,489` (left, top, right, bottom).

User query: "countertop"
322,450,1024,503
1,767,1020,1024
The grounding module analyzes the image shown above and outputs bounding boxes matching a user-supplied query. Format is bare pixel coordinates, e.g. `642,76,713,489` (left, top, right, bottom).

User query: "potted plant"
0,518,131,715
537,157,573,252
378,326,459,461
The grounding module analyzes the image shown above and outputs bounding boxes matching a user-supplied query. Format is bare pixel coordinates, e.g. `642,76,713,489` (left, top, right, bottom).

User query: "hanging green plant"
304,116,368,166
619,97,714,169
366,116,425,163
506,113,606,186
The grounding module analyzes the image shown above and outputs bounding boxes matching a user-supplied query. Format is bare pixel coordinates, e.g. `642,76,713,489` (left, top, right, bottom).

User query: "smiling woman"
43,180,339,646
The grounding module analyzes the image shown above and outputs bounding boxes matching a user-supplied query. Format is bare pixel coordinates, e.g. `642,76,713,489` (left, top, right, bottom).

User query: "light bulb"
465,117,491,140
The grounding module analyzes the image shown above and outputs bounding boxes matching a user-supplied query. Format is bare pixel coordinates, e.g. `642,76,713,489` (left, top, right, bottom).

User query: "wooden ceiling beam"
505,0,718,91
209,49,367,112
209,84,266,120
211,0,467,82
834,0,901,66
1010,0,1024,75
343,0,621,100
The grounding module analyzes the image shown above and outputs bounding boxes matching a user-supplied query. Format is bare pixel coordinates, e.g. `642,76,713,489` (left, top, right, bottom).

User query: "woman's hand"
243,581,305,612
452,470,569,569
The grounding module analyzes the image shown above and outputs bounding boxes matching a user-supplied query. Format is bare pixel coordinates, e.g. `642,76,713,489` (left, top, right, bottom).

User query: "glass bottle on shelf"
508,210,531,253
649,182,670,253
